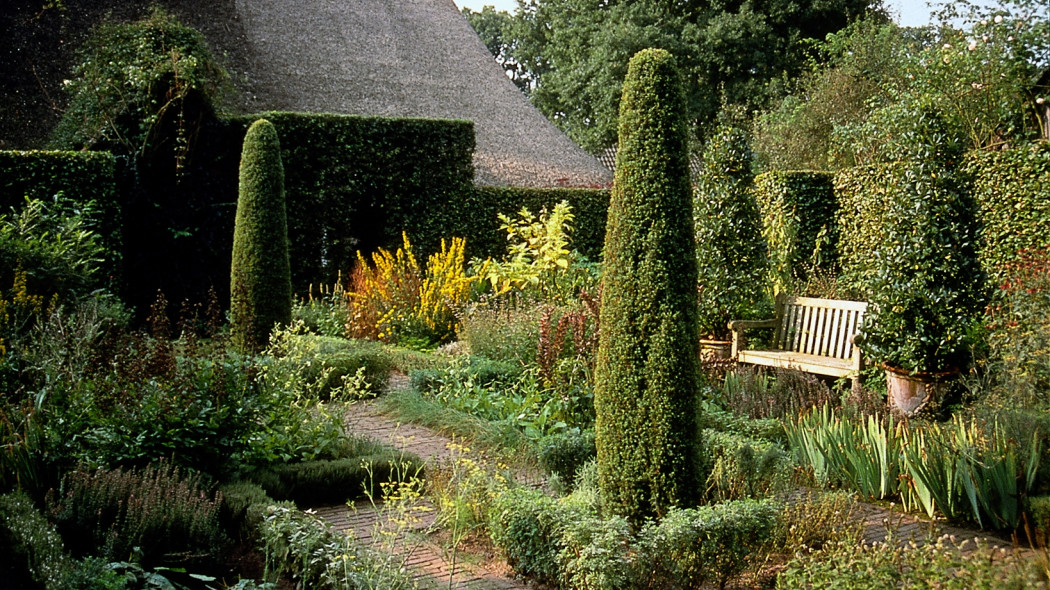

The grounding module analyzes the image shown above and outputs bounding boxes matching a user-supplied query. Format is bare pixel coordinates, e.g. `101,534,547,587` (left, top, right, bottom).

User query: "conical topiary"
230,118,292,352
594,48,703,526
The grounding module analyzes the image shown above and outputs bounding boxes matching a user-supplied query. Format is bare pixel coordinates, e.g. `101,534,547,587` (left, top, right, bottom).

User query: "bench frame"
729,294,868,391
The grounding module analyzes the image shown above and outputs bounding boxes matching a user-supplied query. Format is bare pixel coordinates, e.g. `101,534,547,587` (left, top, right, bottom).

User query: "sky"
450,1,999,29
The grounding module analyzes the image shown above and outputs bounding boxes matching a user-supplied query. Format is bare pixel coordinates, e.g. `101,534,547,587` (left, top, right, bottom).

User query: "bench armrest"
728,319,776,332
728,318,776,359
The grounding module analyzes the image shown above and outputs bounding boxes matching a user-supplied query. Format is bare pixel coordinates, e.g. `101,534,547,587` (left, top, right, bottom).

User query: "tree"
462,5,531,92
485,0,878,152
230,119,292,352
594,48,702,526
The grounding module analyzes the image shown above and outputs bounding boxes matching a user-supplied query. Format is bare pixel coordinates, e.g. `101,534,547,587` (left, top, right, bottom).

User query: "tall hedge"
230,119,292,352
969,142,1050,282
471,186,610,260
833,162,906,297
0,149,120,261
227,113,476,287
693,121,770,339
594,48,702,526
753,171,836,294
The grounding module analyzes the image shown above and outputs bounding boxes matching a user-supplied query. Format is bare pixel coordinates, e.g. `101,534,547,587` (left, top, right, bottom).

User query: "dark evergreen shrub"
858,105,986,373
594,48,703,525
230,119,292,352
693,118,771,339
538,429,597,487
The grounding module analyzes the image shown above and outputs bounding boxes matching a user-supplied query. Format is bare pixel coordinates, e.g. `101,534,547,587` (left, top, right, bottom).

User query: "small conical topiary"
594,48,703,526
230,118,292,352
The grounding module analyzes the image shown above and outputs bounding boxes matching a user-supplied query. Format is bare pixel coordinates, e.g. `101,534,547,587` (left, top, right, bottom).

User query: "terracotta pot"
883,364,959,416
699,338,732,361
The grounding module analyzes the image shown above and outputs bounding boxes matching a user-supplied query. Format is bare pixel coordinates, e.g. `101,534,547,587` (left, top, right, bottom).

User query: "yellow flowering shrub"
346,233,473,346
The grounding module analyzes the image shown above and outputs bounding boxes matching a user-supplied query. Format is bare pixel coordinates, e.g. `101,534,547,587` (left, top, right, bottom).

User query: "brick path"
320,391,1030,588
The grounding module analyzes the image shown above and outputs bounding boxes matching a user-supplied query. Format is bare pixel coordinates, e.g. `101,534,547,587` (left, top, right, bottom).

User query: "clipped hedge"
833,162,906,296
472,186,610,260
225,112,476,287
0,149,120,259
753,171,837,293
969,142,1050,282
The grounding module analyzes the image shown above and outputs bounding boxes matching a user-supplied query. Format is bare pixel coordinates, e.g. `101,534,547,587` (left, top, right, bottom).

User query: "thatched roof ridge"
231,0,612,188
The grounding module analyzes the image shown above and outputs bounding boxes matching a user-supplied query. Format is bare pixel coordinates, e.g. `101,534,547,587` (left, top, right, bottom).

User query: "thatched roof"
229,0,611,188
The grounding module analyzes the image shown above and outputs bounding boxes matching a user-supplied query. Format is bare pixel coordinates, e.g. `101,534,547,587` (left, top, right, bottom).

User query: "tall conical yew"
230,118,292,352
594,48,702,525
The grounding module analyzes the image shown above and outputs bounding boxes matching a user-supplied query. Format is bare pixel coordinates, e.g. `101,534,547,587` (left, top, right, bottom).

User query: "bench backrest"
773,295,868,360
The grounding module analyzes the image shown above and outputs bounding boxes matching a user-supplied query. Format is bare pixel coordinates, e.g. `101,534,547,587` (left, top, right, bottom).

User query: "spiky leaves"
231,119,292,352
595,48,703,526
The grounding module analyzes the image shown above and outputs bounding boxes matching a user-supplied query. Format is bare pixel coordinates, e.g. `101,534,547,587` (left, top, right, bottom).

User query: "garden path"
316,393,529,589
320,383,1033,588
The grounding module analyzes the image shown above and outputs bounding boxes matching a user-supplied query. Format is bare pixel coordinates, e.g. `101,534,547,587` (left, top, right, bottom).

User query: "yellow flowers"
346,233,474,345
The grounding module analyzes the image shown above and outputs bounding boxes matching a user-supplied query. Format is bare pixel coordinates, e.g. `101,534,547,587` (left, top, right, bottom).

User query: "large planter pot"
699,338,732,361
883,364,959,416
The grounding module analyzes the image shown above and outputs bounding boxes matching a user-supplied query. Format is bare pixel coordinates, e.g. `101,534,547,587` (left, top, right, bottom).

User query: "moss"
594,48,703,526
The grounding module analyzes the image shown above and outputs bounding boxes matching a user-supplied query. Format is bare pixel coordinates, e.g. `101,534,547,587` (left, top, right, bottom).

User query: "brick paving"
320,388,1032,588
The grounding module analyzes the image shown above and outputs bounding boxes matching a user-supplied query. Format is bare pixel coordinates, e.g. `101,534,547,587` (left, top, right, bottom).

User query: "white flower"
980,20,988,26
982,35,989,42
1007,35,1014,41
994,15,1004,23
943,43,953,49
1038,97,1046,105
968,40,978,51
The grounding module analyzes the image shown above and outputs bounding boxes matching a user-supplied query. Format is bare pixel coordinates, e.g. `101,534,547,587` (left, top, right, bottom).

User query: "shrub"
753,171,838,295
701,430,792,502
487,487,571,586
249,452,423,507
717,366,838,421
258,505,419,589
637,499,779,589
267,333,394,400
696,399,787,444
457,296,544,365
777,490,863,553
777,535,1048,589
595,48,702,524
538,430,597,488
347,233,473,347
693,118,771,339
0,491,71,590
45,461,225,564
292,280,351,338
858,105,986,374
230,118,292,353
475,201,600,303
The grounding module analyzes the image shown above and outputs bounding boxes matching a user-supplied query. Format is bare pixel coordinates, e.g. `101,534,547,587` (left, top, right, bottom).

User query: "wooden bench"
728,294,868,391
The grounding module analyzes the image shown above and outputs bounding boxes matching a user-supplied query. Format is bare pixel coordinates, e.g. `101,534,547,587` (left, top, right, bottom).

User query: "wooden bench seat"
729,294,868,390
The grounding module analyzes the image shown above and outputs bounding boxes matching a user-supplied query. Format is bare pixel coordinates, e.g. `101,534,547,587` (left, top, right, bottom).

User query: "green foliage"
471,186,610,262
0,197,106,302
787,405,1043,529
538,430,596,488
696,399,787,444
231,118,292,353
250,452,423,506
487,484,778,589
693,119,771,338
858,107,986,373
777,490,863,554
219,480,286,540
715,367,839,422
413,355,585,438
0,490,71,590
505,0,874,151
833,162,905,296
476,201,599,303
777,534,1048,589
971,143,1050,282
595,48,702,525
753,171,838,295
46,461,225,564
48,7,227,163
457,297,544,366
984,248,1050,409
0,150,120,267
258,505,421,589
637,500,778,589
701,429,792,502
267,332,394,400
227,112,475,287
